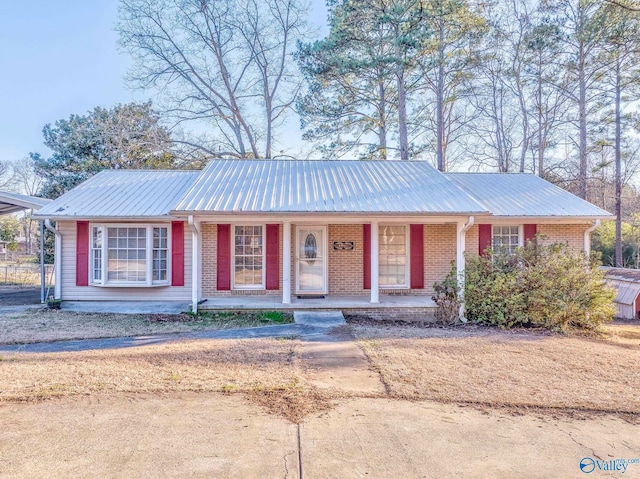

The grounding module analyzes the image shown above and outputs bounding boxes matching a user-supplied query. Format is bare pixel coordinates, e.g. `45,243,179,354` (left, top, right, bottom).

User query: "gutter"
44,219,62,300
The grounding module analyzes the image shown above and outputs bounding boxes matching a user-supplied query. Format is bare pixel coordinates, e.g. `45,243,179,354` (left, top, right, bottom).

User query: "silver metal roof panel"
174,159,489,214
446,173,612,218
0,190,50,215
35,170,201,218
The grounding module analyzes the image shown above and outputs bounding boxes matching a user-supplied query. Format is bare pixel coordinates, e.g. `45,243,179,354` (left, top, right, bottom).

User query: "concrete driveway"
1,393,638,479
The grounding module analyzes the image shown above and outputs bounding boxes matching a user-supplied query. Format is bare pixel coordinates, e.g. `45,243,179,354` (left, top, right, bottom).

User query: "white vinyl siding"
59,221,191,301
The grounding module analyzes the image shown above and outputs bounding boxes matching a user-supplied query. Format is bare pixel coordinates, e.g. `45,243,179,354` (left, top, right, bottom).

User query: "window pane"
105,226,148,283
152,227,168,283
492,225,519,256
379,225,407,287
234,225,264,288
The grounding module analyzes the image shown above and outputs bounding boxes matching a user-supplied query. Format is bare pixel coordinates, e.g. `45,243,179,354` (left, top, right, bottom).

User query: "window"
233,225,264,289
379,225,408,288
153,227,168,282
90,225,170,286
492,225,521,256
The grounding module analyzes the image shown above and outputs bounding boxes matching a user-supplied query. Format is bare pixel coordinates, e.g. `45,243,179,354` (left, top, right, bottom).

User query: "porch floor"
199,294,436,310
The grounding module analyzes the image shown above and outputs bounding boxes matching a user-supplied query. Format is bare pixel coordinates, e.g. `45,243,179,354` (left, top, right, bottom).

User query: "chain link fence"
0,264,55,287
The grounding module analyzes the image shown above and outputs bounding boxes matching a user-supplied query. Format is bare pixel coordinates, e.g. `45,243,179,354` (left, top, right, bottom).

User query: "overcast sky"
0,0,328,162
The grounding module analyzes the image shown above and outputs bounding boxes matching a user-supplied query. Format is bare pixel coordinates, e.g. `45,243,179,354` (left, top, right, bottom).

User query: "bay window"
379,225,408,288
90,225,170,286
233,225,264,289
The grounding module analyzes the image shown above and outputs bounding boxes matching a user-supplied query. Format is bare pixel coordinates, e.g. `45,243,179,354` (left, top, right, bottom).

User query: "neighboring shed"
601,267,640,320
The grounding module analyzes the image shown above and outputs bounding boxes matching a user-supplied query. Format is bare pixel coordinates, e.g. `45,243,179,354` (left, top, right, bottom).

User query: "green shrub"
464,241,616,331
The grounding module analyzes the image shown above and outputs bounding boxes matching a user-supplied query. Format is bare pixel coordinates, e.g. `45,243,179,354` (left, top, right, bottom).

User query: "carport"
0,190,52,303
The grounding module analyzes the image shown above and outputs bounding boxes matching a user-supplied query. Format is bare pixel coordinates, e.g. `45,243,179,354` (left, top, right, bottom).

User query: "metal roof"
35,170,201,219
0,190,51,215
600,268,640,305
446,173,612,218
174,159,489,214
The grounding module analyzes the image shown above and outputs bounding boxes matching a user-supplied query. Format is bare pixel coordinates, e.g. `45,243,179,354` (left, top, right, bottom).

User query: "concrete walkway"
1,393,638,479
0,310,348,354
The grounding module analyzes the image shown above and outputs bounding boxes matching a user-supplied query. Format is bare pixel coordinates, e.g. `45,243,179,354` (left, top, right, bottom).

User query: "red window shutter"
524,224,537,245
410,224,424,289
76,221,89,286
265,224,280,290
478,224,492,256
217,224,231,290
363,224,371,290
171,221,185,287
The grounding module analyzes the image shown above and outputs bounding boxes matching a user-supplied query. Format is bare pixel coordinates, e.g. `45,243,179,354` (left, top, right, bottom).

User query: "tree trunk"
537,54,544,178
378,81,388,160
578,42,588,200
615,54,623,267
436,16,446,172
396,67,409,161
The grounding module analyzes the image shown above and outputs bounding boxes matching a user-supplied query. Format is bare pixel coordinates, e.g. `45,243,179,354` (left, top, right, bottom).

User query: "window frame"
491,224,524,256
378,223,410,289
231,223,266,290
89,223,172,287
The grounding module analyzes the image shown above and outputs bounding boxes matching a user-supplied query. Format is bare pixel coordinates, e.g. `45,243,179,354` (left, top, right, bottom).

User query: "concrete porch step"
293,310,346,328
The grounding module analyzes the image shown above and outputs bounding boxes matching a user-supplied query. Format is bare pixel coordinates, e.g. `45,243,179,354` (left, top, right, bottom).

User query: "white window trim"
231,223,267,290
89,223,172,287
491,224,523,256
379,223,410,290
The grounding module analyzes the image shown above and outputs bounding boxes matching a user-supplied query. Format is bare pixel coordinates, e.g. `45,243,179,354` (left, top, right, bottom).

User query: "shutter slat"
410,224,424,289
265,224,279,290
171,221,185,287
217,224,231,290
478,224,492,256
76,221,89,286
524,224,537,245
363,224,371,290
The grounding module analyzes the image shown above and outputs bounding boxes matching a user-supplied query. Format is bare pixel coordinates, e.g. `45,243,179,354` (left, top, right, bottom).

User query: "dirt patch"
247,381,335,423
0,309,293,344
353,322,640,417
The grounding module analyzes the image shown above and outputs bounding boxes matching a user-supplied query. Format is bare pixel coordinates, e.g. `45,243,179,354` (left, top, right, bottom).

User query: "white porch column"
370,221,379,304
188,216,200,314
457,216,474,321
282,221,292,304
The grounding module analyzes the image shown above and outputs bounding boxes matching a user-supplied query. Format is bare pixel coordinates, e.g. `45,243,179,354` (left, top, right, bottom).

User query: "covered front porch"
199,294,437,310
189,215,476,318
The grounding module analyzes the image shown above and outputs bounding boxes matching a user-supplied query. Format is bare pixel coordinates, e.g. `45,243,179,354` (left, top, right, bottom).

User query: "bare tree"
0,161,11,189
117,0,312,159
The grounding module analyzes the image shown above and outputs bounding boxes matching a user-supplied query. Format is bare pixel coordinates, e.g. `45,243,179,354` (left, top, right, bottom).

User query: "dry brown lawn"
353,322,640,415
1,321,639,422
0,309,292,344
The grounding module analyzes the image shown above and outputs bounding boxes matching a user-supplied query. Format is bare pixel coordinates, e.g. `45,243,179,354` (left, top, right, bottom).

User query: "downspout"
44,219,61,300
584,219,601,257
188,215,200,314
457,216,475,322
40,221,45,303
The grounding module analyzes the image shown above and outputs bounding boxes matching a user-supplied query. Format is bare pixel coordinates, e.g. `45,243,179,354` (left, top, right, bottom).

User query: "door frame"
295,225,328,295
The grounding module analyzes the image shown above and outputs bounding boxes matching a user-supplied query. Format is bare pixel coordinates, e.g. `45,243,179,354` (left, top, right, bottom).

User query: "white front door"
295,226,327,294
